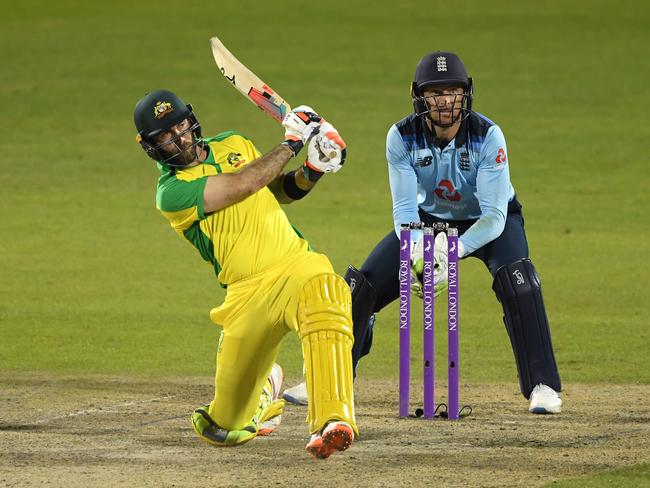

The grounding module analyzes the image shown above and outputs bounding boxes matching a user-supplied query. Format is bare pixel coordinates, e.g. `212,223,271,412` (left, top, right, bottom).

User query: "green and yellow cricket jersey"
155,131,309,286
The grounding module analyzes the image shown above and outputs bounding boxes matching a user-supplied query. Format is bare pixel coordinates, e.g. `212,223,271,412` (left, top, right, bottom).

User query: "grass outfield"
543,463,650,487
1,0,649,463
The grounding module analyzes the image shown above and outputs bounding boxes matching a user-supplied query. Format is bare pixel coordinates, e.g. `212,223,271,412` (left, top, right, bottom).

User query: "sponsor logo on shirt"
415,155,433,168
434,179,461,202
227,152,246,168
459,151,471,171
496,147,507,164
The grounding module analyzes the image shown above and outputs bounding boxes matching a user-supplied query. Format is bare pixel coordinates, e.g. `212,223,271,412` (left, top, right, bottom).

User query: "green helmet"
133,89,203,167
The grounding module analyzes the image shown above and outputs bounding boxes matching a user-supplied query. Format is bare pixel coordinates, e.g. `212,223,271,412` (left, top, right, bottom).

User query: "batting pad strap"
297,274,358,436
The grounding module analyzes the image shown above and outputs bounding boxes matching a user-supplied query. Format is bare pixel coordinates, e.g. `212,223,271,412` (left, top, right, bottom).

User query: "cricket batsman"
133,89,357,458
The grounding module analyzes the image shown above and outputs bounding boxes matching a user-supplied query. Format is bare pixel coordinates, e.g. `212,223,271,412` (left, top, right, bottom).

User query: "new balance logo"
415,155,433,168
437,56,447,72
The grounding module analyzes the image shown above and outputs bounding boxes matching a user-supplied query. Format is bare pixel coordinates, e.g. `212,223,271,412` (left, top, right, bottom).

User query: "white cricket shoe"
258,363,285,436
267,363,284,400
529,383,562,414
283,381,308,405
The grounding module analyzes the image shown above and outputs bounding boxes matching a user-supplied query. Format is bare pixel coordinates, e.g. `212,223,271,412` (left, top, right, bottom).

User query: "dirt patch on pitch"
1,374,648,487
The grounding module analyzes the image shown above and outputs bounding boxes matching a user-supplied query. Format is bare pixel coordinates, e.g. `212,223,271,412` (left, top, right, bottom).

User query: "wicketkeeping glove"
281,105,322,156
303,121,347,181
433,231,448,295
410,232,449,298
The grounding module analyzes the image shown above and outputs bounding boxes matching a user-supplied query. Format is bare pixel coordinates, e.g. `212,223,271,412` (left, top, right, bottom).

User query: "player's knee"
297,273,353,338
492,258,540,301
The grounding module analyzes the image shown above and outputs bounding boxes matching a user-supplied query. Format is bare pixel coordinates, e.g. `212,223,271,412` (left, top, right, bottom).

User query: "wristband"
282,139,304,157
282,171,310,200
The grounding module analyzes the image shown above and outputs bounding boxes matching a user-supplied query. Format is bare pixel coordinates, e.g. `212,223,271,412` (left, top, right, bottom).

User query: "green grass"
1,0,649,393
543,463,650,487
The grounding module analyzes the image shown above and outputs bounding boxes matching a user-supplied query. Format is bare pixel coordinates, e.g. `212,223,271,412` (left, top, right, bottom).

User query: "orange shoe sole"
306,424,353,459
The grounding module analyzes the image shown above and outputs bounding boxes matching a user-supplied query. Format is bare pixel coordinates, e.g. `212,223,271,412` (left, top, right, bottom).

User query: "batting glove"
303,121,347,181
282,105,322,156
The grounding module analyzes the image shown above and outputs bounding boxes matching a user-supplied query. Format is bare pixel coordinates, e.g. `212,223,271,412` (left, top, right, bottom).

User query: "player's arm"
203,106,321,213
203,144,295,213
386,124,430,297
268,120,347,204
457,125,510,257
387,125,420,240
267,168,317,204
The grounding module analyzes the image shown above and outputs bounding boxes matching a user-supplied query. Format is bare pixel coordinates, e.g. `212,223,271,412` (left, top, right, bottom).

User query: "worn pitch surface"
1,375,648,487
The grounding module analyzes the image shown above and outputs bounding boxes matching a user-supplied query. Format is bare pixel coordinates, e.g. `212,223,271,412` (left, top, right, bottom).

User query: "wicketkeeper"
133,89,357,458
284,52,563,414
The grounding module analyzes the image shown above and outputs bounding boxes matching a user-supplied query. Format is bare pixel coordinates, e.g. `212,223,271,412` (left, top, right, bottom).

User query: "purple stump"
447,227,459,420
422,226,435,418
398,225,411,417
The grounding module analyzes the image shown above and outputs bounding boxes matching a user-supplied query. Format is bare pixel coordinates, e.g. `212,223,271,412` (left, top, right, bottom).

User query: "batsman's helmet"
411,51,473,127
133,89,203,167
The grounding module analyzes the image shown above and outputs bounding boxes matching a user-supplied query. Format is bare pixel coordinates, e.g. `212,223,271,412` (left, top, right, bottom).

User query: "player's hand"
282,105,322,156
303,122,347,181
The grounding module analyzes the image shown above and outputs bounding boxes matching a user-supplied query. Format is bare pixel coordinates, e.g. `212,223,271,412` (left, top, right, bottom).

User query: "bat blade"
209,36,291,123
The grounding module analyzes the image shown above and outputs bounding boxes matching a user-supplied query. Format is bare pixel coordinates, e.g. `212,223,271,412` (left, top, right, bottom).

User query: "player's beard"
164,136,201,168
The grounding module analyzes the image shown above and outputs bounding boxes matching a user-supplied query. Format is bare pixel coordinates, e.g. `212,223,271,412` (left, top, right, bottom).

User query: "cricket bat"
209,36,338,159
209,36,291,123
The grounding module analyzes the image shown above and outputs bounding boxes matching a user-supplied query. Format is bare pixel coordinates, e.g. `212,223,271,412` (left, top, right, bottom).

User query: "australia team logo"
227,152,246,168
434,179,461,202
153,101,174,119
